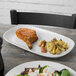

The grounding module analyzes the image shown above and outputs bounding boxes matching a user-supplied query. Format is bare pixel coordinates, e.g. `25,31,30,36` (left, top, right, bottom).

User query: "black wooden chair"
10,10,76,29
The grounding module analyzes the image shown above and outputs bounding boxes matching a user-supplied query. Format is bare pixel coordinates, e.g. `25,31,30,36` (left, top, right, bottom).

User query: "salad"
16,65,70,76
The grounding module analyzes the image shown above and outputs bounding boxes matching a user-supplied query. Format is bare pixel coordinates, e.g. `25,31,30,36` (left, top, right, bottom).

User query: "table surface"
0,24,76,75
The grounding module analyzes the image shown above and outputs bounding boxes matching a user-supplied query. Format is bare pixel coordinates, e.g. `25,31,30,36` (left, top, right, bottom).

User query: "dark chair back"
10,10,76,29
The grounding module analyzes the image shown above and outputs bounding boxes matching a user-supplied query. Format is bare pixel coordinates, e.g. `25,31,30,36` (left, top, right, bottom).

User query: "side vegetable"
39,65,48,73
61,69,70,76
53,69,70,76
53,71,60,76
17,74,29,76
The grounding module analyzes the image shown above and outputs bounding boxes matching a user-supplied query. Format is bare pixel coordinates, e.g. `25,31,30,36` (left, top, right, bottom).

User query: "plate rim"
5,60,76,76
3,25,75,58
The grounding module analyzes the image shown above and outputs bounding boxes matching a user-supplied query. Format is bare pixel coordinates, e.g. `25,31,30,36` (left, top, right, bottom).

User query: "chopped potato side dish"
38,38,68,55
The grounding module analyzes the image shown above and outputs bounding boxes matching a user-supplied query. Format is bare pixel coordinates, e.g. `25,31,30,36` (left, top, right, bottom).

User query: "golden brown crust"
16,28,38,49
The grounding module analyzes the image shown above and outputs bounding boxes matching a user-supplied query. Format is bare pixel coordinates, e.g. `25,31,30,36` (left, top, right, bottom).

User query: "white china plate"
3,25,75,58
5,61,76,76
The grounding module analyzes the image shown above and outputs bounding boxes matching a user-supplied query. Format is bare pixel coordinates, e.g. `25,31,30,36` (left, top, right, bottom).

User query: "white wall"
0,0,76,25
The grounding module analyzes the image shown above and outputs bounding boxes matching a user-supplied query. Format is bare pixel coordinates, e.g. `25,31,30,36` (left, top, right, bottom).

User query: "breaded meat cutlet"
16,28,38,49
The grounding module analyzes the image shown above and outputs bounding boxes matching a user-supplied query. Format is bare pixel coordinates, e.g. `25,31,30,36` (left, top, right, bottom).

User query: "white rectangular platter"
3,25,75,58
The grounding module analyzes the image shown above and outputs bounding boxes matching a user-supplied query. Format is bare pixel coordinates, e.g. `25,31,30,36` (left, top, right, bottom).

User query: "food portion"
16,65,71,76
38,38,68,55
16,28,38,49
